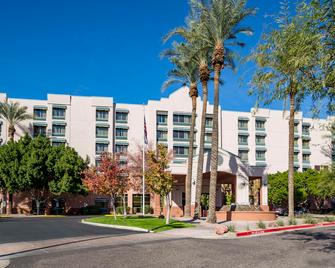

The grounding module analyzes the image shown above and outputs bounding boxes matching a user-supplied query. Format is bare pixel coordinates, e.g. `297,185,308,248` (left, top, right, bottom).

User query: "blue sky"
0,0,314,115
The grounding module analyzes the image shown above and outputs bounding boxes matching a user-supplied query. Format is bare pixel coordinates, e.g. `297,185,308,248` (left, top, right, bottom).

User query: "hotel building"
0,87,333,216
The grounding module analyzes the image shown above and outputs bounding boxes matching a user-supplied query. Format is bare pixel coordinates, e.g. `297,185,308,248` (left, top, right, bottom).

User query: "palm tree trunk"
6,191,11,215
288,92,295,218
194,80,208,219
185,84,198,217
8,125,15,141
207,63,221,223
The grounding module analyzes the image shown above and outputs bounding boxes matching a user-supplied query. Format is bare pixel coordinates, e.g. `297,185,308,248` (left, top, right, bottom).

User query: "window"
238,135,248,145
96,110,109,121
33,125,46,137
294,138,299,147
294,152,299,162
302,140,310,149
255,120,265,130
294,123,299,133
157,130,168,141
115,128,128,139
238,150,248,162
96,126,109,138
116,112,128,123
157,113,168,125
173,146,188,157
205,133,212,143
96,143,108,154
34,108,46,120
132,194,150,213
238,120,248,130
255,135,265,145
173,114,191,125
95,159,101,167
52,107,66,119
173,130,189,141
303,154,310,163
52,124,65,136
256,150,266,161
302,125,310,135
205,117,213,127
52,141,66,147
115,144,128,154
115,194,128,208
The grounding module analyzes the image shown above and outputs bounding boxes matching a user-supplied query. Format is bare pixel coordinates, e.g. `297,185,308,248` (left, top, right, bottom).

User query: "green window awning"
256,147,267,151
173,112,192,116
238,116,249,121
238,132,249,136
96,140,110,144
96,123,110,127
34,105,48,110
116,125,129,130
52,121,67,125
96,106,110,111
255,132,267,137
116,108,129,113
115,141,129,145
302,122,311,127
51,138,66,142
255,117,267,122
33,122,47,126
52,104,67,109
156,110,168,115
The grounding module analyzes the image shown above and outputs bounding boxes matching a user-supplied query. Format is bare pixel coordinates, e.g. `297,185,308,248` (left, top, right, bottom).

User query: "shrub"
323,216,335,222
257,221,266,229
116,206,131,215
288,217,297,225
276,219,285,226
144,205,152,214
304,215,318,224
227,225,235,232
80,206,101,215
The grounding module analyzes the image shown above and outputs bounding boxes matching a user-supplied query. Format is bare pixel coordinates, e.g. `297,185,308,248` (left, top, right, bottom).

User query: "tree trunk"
185,84,198,217
6,191,11,215
8,125,15,141
122,194,127,218
207,63,221,223
288,92,295,218
36,199,41,215
165,193,171,225
111,194,116,221
194,79,209,219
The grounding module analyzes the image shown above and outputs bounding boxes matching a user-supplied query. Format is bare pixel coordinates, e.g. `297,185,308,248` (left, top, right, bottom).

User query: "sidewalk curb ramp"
81,219,152,233
236,221,335,237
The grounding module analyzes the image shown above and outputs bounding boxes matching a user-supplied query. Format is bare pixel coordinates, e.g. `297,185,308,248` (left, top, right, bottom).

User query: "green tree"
192,0,255,223
161,42,199,217
250,1,323,218
145,144,174,224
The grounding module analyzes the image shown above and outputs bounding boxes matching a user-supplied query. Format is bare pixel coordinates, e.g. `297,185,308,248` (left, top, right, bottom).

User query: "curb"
81,219,152,233
236,221,335,237
0,260,10,268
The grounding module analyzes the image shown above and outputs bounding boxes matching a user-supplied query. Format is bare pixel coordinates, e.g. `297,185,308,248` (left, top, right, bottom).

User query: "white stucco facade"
0,87,333,211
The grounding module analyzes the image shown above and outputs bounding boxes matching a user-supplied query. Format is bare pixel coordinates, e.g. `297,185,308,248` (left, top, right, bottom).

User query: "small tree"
145,144,173,224
83,153,131,220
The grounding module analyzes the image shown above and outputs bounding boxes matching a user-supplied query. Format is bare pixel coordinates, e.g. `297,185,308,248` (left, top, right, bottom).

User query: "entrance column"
235,174,250,205
260,175,269,211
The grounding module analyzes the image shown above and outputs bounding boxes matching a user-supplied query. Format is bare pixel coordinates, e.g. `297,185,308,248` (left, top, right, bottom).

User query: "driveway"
2,218,334,268
0,216,137,258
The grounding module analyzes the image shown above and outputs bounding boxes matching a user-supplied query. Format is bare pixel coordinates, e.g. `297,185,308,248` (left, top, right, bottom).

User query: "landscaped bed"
85,216,195,232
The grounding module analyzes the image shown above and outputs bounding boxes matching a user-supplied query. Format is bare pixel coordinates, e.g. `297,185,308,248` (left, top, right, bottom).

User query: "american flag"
144,115,148,145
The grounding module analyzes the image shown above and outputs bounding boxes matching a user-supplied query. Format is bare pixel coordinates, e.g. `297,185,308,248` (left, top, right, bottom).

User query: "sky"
0,0,318,116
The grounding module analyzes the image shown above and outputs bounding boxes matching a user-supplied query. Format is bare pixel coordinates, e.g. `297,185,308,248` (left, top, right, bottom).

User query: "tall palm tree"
193,0,255,223
0,100,32,141
250,1,323,218
164,17,213,219
0,99,31,214
161,42,199,217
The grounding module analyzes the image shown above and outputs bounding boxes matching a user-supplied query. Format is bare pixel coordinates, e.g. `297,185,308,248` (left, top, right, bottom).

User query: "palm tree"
250,1,323,218
193,0,255,223
0,99,31,214
161,42,199,217
164,16,213,219
0,100,32,141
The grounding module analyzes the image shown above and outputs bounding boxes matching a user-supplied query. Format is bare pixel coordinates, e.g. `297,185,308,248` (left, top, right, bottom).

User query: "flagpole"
142,105,145,216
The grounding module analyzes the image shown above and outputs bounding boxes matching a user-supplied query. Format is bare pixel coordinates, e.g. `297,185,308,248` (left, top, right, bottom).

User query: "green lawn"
85,216,195,232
